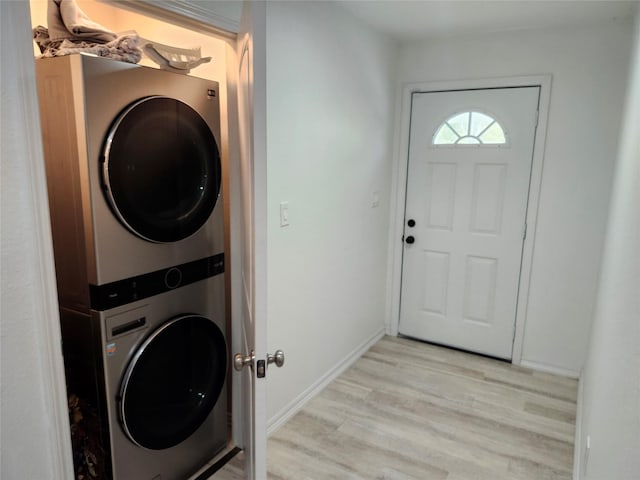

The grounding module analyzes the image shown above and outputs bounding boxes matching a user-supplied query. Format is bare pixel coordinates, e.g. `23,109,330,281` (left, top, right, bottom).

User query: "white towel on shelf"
33,0,141,64
47,0,116,43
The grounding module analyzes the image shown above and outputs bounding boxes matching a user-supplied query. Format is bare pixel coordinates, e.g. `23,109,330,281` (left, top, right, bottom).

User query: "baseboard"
519,360,581,379
573,376,585,480
267,327,386,435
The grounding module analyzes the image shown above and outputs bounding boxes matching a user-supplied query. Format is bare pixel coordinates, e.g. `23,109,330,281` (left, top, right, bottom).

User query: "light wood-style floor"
214,335,578,479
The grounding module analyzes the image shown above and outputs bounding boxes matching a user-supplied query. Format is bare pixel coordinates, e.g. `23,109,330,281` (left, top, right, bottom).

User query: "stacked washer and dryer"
36,54,229,479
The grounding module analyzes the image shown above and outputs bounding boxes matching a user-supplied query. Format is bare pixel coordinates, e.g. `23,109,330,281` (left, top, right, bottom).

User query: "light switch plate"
280,201,289,227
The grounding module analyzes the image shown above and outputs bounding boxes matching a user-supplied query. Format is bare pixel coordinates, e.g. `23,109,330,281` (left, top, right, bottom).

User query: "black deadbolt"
405,235,415,244
407,219,416,227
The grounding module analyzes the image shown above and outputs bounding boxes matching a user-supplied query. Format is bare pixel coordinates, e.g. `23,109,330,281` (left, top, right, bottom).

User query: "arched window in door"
433,111,508,146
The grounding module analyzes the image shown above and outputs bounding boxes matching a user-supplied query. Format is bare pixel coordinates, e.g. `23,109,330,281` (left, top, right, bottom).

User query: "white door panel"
235,1,267,478
399,87,539,359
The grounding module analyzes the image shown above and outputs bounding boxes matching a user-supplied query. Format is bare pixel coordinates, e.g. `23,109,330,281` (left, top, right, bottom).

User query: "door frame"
386,75,552,365
18,1,257,478
3,3,75,478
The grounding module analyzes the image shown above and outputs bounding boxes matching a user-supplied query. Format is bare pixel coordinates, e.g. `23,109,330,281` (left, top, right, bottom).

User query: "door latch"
234,349,285,378
256,359,266,378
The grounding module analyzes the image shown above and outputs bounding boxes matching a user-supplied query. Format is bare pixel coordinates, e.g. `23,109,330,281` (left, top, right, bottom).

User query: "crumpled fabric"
34,30,142,64
33,0,141,64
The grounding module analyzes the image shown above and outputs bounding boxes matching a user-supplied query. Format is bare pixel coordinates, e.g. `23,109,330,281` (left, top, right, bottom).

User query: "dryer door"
103,96,221,243
119,315,227,450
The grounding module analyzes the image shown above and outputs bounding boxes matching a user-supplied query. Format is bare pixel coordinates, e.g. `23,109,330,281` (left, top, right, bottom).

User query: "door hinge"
534,110,540,128
522,222,528,240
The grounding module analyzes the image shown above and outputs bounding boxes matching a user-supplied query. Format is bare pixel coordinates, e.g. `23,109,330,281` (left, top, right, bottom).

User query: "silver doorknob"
233,350,255,371
267,350,285,368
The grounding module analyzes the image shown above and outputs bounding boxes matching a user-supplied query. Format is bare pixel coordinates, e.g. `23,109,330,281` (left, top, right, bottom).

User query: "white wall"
396,21,633,375
576,12,640,480
1,2,73,478
264,1,397,424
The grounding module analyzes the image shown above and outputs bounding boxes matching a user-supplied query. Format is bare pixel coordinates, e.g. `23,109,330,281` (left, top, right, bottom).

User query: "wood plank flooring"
213,335,578,479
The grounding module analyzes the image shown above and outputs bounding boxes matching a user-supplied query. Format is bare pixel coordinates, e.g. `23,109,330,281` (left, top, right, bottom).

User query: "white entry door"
399,87,540,359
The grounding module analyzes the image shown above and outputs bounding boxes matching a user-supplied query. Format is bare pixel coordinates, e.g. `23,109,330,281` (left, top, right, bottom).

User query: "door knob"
407,219,416,227
267,350,285,368
233,350,255,371
405,235,415,244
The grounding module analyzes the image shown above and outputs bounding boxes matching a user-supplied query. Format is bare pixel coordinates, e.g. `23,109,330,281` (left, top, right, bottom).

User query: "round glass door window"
119,315,227,450
103,96,221,243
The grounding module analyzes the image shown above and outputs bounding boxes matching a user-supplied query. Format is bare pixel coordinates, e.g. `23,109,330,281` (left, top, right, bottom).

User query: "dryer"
36,54,224,312
60,273,228,479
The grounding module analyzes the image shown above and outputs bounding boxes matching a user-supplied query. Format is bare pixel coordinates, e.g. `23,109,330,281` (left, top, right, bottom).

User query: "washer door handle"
233,350,255,371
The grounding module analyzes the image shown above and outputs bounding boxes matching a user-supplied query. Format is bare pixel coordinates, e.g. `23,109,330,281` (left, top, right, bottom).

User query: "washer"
36,54,224,311
60,274,228,480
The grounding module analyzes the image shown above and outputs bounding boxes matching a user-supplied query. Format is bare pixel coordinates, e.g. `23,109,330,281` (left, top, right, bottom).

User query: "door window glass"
433,111,507,146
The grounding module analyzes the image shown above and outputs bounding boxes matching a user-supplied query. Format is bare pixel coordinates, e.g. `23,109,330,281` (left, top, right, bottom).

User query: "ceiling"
336,1,639,42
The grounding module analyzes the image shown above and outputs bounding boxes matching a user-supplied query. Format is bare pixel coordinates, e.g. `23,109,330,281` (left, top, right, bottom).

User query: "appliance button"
164,268,182,289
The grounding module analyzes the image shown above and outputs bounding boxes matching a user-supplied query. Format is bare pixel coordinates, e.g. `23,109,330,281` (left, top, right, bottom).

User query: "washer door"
119,315,227,450
103,96,221,243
